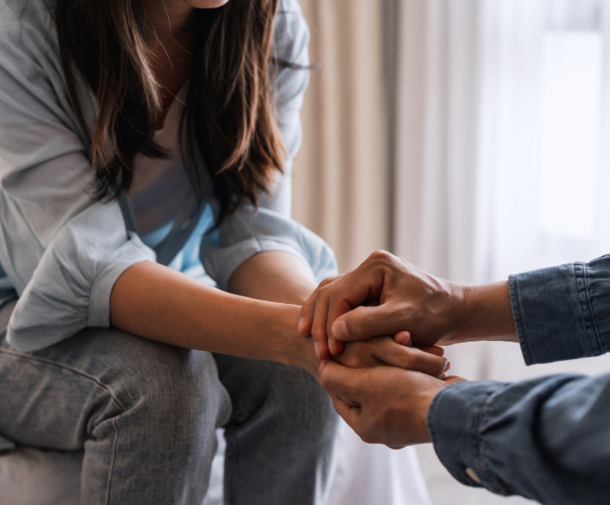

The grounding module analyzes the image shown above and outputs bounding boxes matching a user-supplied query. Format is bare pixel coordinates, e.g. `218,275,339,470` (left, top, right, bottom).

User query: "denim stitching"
477,386,511,495
509,277,533,365
0,347,125,505
582,263,604,354
427,387,476,487
570,263,595,357
106,417,121,505
0,348,128,411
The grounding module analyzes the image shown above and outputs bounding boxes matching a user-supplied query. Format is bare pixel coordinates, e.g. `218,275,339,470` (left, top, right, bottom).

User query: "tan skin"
110,1,448,381
300,250,518,446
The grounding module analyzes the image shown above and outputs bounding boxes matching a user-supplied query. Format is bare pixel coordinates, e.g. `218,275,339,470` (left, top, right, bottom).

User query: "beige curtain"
292,0,390,273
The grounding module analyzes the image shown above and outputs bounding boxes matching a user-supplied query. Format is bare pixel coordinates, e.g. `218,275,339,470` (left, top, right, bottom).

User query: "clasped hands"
298,251,467,450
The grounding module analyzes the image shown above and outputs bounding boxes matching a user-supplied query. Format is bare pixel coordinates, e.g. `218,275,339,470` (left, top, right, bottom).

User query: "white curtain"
393,0,610,381
394,0,610,285
293,0,390,273
394,0,482,284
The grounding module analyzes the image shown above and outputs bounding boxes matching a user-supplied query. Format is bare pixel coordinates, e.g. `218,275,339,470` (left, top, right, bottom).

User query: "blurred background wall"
290,1,610,504
292,0,390,273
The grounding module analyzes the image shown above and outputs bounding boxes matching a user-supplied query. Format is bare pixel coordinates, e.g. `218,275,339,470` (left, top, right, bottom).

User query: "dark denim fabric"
428,254,610,505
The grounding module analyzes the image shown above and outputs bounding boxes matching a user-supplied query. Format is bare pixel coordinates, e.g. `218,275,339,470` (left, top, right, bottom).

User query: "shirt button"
466,467,481,484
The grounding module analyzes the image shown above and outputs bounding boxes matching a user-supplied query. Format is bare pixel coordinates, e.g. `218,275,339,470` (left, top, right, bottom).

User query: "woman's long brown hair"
52,0,286,225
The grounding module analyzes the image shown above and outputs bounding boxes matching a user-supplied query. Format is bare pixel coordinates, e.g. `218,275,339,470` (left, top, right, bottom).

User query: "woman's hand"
334,333,449,378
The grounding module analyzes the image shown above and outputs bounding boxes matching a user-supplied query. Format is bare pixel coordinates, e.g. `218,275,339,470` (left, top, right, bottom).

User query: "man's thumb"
332,304,402,341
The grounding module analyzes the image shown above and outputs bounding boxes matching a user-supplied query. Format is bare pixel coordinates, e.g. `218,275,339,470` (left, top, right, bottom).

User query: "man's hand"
319,359,465,449
298,250,517,360
298,251,463,359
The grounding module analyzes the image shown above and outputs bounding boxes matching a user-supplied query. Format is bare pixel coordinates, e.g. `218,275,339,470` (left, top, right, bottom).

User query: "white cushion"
0,423,432,505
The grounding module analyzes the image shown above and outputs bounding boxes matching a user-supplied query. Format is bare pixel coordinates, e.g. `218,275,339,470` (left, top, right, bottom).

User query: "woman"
0,0,448,503
0,0,338,503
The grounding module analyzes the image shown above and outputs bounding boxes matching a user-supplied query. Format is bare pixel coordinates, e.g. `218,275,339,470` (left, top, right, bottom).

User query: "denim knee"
74,328,232,446
217,356,339,447
271,367,339,444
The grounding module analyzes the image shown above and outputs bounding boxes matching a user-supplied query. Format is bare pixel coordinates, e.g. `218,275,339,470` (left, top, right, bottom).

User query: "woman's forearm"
110,261,319,375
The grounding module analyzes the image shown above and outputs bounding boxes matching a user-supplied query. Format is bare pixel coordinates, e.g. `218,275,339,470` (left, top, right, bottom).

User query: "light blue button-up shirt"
0,0,337,353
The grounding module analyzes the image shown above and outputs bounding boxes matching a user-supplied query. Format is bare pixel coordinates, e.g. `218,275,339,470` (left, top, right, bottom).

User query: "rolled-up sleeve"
0,4,155,351
509,254,610,365
429,253,610,503
200,0,338,289
429,374,610,504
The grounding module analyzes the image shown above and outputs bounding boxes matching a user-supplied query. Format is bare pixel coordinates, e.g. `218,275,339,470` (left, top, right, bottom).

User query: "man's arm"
300,251,610,366
299,251,517,358
319,361,610,505
429,372,610,504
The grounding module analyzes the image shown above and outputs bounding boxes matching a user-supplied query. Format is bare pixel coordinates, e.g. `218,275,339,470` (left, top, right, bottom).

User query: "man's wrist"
453,281,517,344
417,387,441,444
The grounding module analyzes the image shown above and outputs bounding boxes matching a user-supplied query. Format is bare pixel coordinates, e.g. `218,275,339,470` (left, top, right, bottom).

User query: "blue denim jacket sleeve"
429,254,610,504
509,254,610,365
429,375,610,504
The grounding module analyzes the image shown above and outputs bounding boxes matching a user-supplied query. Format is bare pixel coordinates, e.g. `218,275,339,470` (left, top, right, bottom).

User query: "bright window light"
539,31,603,241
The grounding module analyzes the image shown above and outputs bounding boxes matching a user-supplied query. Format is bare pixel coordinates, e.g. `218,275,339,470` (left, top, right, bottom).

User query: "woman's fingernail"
444,361,451,372
394,331,411,346
298,317,306,334
314,340,321,358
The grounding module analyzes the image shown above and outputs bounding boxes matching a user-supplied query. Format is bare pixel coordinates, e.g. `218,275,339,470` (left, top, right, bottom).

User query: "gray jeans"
0,301,339,505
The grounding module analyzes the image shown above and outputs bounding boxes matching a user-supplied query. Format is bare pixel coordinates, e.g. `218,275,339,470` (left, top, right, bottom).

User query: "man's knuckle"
321,276,337,287
370,250,391,261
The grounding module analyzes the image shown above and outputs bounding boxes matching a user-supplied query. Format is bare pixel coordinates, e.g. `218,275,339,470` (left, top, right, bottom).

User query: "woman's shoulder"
274,0,310,65
0,1,92,145
1,0,54,33
0,0,58,59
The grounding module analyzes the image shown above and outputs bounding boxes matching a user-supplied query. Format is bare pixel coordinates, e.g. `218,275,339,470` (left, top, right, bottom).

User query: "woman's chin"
187,0,229,8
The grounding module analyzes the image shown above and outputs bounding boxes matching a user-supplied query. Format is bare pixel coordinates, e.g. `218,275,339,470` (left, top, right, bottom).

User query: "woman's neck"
142,0,195,117
143,0,195,41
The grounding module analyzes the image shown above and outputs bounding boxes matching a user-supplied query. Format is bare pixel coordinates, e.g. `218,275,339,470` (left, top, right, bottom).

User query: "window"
539,0,606,263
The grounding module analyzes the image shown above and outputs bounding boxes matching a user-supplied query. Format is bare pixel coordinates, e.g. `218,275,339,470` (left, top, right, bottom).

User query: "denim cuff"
428,381,512,495
509,256,610,365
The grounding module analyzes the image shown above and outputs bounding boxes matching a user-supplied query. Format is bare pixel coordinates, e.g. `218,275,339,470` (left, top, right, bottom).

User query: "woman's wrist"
272,304,320,378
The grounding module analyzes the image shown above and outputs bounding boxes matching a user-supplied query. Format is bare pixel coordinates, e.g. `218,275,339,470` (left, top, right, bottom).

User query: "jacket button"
466,467,481,484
